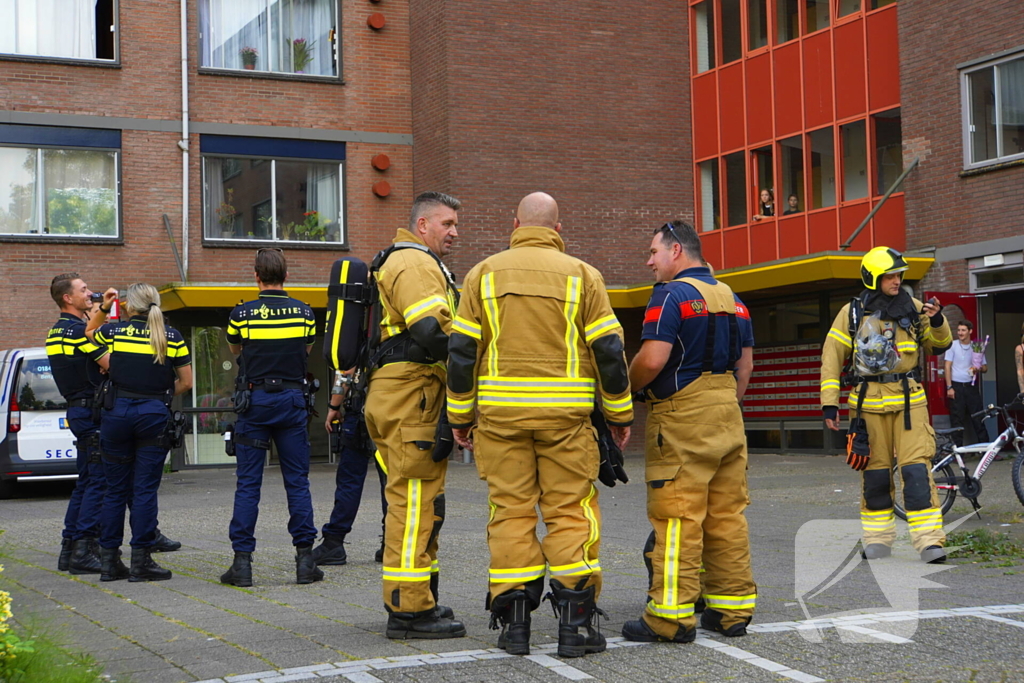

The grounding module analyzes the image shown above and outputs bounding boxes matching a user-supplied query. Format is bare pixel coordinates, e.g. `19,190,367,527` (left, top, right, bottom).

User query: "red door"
923,292,977,420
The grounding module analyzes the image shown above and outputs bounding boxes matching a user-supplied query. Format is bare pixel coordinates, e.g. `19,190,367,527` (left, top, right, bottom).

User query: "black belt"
860,370,919,384
119,389,170,401
67,398,92,408
951,380,974,386
250,380,305,391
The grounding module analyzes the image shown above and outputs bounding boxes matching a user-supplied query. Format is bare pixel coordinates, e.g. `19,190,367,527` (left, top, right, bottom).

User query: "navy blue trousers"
229,389,317,552
63,406,105,541
322,410,387,538
99,398,170,549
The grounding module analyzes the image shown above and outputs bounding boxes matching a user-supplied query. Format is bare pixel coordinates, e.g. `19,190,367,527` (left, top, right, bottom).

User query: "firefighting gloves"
432,407,455,462
846,417,871,471
592,410,628,487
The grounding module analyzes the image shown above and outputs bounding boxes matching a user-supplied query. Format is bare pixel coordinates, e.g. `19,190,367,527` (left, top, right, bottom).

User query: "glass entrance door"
189,326,237,465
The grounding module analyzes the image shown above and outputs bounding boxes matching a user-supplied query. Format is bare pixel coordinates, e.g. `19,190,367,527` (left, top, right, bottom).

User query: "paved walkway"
2,453,1024,682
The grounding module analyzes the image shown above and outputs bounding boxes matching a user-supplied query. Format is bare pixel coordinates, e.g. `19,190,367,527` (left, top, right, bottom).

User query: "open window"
0,0,117,61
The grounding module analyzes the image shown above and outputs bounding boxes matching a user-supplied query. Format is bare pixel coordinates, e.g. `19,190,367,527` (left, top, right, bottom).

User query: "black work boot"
151,531,182,552
58,538,73,572
69,537,102,575
220,551,253,587
429,572,455,619
129,547,172,582
295,545,324,584
374,534,385,563
622,617,695,643
311,534,347,566
545,579,607,658
921,545,946,564
99,547,130,582
700,608,749,637
490,590,533,655
386,608,467,640
695,596,706,613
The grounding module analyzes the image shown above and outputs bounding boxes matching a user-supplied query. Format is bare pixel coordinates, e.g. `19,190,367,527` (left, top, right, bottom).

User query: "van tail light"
8,396,20,433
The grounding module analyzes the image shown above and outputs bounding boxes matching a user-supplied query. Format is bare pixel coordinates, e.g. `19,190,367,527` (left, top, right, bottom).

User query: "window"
840,120,868,201
870,0,897,9
15,358,66,411
779,136,804,214
724,151,747,227
963,52,1024,167
808,128,836,208
805,0,830,34
0,125,120,239
776,0,800,44
694,1,716,73
748,0,768,51
752,145,774,214
874,109,903,195
201,135,345,245
721,0,742,65
698,159,720,232
0,0,116,61
199,0,337,77
839,0,861,17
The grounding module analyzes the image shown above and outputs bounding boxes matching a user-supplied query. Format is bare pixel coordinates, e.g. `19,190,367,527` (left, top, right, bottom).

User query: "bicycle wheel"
893,462,958,521
1012,453,1024,507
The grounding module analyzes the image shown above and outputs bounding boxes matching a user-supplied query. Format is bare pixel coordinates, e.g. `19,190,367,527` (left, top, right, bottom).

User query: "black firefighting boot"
921,545,946,564
429,572,455,619
700,608,750,637
99,547,130,582
129,547,172,582
386,608,467,640
151,531,182,553
545,578,607,658
311,533,347,566
621,617,696,643
220,551,253,587
58,538,73,572
68,537,102,575
374,535,385,563
295,545,324,584
862,543,892,560
489,590,534,655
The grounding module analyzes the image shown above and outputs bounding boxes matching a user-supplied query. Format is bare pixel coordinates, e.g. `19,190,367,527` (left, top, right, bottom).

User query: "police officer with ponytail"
86,284,193,582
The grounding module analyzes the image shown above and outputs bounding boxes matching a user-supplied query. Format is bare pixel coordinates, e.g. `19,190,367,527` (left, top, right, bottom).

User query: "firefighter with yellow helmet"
820,247,952,563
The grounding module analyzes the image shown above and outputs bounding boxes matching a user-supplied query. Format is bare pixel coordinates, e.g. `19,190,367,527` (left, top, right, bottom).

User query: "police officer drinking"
221,248,323,587
85,284,192,582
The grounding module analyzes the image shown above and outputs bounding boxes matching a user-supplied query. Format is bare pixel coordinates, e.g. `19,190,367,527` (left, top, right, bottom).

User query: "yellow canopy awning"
158,252,934,312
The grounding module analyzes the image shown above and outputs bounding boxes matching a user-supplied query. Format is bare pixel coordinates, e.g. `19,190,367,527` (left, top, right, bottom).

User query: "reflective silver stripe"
703,593,757,610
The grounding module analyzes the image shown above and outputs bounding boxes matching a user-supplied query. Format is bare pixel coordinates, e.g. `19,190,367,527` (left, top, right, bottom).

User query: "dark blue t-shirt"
641,267,754,400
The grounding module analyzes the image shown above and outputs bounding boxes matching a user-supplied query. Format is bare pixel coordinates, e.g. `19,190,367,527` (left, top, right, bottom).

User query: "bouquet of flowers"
970,335,989,385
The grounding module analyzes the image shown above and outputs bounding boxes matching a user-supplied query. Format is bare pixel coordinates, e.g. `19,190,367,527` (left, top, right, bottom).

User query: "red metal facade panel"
866,8,900,111
871,194,906,251
778,214,808,258
723,226,750,269
693,73,719,160
745,53,773,145
802,32,834,129
749,218,779,262
839,202,873,251
807,209,839,253
834,19,867,120
700,231,724,270
773,43,803,136
719,63,746,152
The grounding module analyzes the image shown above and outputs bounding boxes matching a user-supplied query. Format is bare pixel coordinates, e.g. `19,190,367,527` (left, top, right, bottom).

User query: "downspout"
177,0,190,280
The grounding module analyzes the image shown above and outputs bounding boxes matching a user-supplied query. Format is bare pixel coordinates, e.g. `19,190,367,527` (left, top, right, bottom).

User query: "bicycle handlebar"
972,394,1024,420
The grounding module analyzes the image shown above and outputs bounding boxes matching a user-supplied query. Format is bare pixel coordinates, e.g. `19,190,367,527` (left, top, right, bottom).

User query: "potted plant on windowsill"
240,46,258,70
292,38,315,73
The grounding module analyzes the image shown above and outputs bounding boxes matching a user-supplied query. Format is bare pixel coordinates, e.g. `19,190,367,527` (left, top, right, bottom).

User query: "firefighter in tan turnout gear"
447,192,632,658
821,246,953,564
621,220,757,644
364,192,465,639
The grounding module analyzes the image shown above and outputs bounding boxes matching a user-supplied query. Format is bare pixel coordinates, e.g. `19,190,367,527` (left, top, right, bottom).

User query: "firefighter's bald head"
515,192,560,231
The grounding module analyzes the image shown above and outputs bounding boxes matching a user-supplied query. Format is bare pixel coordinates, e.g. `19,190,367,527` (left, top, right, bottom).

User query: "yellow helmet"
860,246,909,290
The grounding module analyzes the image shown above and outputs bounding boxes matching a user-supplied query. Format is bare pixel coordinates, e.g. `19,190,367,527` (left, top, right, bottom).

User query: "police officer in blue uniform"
86,283,193,582
220,248,323,587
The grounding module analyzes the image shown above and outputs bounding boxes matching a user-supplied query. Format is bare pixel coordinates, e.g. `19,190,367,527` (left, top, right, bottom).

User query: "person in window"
783,194,800,215
751,189,774,221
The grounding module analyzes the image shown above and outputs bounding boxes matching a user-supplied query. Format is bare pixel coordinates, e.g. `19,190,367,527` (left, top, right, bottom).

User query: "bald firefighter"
448,192,632,657
365,191,465,639
821,247,952,563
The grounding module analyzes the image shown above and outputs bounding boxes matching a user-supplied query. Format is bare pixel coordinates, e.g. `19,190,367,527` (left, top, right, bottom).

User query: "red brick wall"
408,0,693,287
900,0,1024,291
1,0,413,350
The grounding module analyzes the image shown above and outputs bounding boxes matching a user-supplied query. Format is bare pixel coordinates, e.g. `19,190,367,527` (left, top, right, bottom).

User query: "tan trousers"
366,363,447,614
473,418,602,601
860,405,944,552
643,375,756,638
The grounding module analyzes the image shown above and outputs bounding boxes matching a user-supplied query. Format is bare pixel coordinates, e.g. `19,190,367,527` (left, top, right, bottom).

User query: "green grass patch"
947,528,1024,563
0,623,116,683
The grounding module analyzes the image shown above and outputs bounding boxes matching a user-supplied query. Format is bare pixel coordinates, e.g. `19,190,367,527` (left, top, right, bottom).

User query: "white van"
0,348,80,498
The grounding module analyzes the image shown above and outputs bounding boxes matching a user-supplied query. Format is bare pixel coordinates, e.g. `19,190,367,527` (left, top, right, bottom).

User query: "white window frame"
960,49,1024,170
0,0,119,63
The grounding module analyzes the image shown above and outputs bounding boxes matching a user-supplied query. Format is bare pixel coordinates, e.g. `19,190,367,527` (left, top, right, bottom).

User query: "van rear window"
16,359,67,411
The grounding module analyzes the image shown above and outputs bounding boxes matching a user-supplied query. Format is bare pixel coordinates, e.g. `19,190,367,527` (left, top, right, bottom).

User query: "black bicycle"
894,394,1024,520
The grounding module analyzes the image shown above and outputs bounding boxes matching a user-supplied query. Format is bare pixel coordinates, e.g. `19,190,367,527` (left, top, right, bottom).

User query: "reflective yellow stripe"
581,485,599,564
703,593,757,610
482,272,500,376
478,377,596,389
925,329,952,345
563,276,581,378
549,560,601,576
584,314,619,342
382,566,432,582
489,565,547,583
646,601,695,619
602,395,632,412
828,328,853,347
402,479,422,569
820,379,841,389
247,327,311,340
861,508,894,517
663,518,680,609
403,295,447,323
448,397,476,413
478,393,595,407
897,342,917,352
431,559,439,574
374,449,388,476
848,389,927,408
488,498,496,524
329,259,349,369
452,316,482,340
906,508,942,531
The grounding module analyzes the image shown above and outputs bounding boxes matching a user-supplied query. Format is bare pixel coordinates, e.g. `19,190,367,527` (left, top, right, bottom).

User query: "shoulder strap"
674,277,741,371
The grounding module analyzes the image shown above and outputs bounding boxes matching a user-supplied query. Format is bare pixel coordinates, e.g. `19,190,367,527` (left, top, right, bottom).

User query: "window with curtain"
963,52,1024,168
0,0,116,60
199,0,337,77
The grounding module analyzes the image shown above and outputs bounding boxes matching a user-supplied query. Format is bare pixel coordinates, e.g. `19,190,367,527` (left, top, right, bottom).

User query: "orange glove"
846,418,870,471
